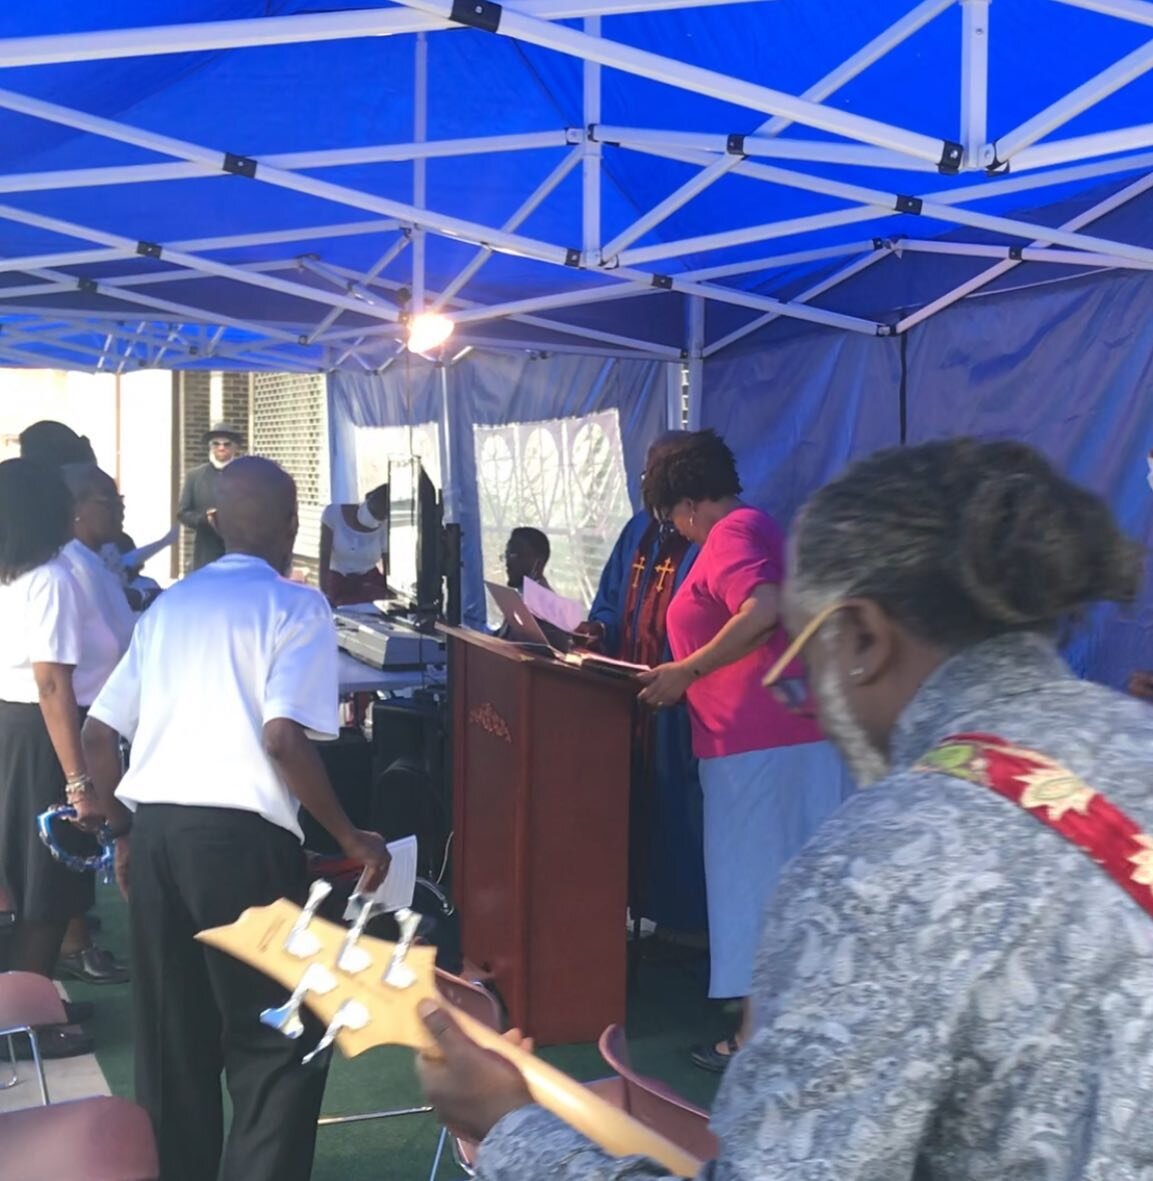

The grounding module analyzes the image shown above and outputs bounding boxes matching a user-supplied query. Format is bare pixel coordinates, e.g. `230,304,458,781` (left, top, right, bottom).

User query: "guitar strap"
917,732,1153,920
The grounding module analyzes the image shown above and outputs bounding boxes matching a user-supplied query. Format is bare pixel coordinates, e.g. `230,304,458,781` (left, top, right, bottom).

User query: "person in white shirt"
0,459,97,1059
78,456,390,1181
52,464,135,988
318,482,389,606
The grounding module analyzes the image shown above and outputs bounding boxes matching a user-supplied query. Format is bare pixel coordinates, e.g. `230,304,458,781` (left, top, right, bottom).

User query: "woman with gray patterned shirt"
415,436,1153,1181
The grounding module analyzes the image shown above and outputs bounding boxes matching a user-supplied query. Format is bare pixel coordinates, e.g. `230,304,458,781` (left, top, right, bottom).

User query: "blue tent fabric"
5,2,1153,365
702,330,903,522
705,265,1153,690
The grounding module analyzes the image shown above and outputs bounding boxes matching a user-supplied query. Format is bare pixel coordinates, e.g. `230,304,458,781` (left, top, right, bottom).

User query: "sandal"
689,1036,740,1074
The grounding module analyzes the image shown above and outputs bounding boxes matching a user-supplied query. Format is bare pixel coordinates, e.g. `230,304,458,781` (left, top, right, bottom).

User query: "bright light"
406,312,454,355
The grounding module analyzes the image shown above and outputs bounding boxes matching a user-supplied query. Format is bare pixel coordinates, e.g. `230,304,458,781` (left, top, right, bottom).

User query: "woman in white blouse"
318,482,389,606
53,464,135,987
0,459,96,1057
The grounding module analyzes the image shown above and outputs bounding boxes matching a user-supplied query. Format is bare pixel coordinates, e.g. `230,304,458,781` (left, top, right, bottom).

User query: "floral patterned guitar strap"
917,732,1153,918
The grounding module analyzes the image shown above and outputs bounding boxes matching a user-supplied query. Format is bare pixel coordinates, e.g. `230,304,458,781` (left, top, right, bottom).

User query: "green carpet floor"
73,882,724,1180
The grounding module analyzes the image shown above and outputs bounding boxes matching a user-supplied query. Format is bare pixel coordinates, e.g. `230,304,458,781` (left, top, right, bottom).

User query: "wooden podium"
442,627,636,1045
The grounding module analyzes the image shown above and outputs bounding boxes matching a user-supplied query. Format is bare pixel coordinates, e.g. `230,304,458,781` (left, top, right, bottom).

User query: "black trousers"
129,805,328,1181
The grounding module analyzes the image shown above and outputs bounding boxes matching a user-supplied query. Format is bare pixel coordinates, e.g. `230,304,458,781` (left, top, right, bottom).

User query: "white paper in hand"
522,577,586,634
344,834,419,918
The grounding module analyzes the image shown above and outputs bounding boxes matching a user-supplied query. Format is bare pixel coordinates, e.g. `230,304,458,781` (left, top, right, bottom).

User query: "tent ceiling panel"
3,1,1153,368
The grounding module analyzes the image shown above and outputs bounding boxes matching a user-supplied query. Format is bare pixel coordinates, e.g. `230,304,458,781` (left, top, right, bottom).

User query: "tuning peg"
285,880,333,959
382,908,422,989
260,963,337,1039
301,998,370,1065
336,897,379,975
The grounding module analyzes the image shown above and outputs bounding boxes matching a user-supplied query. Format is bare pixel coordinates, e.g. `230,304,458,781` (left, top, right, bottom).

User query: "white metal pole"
596,124,939,170
1056,0,1153,24
0,133,570,195
665,359,684,429
960,0,990,168
895,238,1153,269
390,0,962,167
990,37,1153,164
413,32,429,314
701,247,894,358
600,0,957,258
1010,123,1153,171
0,0,776,69
434,147,583,307
438,361,457,522
583,16,602,256
896,167,1153,332
681,241,881,283
0,86,573,266
617,145,1153,268
684,296,704,430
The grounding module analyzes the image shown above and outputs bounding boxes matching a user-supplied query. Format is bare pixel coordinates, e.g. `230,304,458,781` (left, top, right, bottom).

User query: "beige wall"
0,368,175,584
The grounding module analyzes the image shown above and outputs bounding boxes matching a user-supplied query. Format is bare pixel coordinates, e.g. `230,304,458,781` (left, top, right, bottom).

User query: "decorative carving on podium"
469,702,512,743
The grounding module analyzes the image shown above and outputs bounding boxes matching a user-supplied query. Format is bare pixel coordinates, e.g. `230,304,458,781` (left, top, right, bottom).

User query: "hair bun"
954,464,1141,626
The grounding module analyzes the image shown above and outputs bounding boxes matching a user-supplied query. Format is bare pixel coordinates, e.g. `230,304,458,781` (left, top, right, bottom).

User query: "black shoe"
56,947,130,986
689,1036,740,1074
10,1025,94,1060
62,1000,95,1023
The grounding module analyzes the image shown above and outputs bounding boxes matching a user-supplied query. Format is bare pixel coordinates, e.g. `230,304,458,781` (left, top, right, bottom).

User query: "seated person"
319,484,389,607
504,527,551,592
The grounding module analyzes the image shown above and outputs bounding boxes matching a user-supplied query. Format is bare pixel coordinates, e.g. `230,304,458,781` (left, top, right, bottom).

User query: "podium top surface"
437,625,641,694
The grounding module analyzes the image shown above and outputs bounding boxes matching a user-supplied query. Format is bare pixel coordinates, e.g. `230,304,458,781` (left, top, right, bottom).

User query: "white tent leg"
960,0,989,168
413,31,429,313
583,17,602,256
684,296,704,430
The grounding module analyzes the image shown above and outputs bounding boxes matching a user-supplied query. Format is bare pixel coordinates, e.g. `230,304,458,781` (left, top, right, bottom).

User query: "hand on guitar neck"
197,896,700,1177
416,1001,535,1143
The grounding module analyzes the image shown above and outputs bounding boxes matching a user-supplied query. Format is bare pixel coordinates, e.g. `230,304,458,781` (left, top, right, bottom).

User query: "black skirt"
0,701,95,924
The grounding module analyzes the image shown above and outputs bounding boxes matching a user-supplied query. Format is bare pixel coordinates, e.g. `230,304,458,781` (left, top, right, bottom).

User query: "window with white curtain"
352,423,442,498
474,409,632,614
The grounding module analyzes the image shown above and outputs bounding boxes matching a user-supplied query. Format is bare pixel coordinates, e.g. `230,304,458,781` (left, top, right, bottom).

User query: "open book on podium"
485,580,649,678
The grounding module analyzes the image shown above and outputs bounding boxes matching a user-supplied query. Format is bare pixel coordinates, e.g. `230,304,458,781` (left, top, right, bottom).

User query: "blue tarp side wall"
906,270,1153,685
701,332,904,524
330,350,669,627
704,268,1153,689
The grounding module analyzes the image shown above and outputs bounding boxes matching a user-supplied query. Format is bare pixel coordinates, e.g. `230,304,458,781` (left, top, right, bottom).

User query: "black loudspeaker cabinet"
370,692,451,882
300,729,374,855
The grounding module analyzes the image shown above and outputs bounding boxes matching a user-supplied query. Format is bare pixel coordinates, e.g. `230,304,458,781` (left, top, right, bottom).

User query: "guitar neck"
448,1006,701,1177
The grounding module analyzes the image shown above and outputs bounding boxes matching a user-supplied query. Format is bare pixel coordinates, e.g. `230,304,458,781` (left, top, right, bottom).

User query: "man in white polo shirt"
79,457,389,1181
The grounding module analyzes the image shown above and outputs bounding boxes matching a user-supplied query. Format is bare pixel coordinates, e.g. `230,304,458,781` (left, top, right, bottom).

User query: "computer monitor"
386,456,444,613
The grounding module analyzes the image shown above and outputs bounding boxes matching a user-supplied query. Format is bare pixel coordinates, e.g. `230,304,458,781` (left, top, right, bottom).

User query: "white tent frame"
0,0,1152,388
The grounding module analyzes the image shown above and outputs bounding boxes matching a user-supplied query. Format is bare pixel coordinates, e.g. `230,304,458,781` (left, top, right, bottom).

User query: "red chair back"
435,970,503,1032
0,972,67,1029
596,1024,718,1162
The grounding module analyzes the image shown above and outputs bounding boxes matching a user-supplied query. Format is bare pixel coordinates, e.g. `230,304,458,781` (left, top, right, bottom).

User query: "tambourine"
36,805,115,881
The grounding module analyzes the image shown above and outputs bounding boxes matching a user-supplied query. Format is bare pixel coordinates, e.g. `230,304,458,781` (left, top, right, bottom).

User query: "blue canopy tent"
3,0,1153,674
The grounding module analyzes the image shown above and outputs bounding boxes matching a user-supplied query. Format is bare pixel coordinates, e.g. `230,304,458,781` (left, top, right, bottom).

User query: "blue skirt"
699,741,851,998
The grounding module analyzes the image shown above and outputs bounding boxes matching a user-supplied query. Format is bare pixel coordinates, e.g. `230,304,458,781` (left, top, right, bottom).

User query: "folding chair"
0,1095,158,1181
596,1024,717,1162
0,971,69,1106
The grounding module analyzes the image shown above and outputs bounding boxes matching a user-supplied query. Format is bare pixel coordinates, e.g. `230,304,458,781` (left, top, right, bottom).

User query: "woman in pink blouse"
638,430,849,1072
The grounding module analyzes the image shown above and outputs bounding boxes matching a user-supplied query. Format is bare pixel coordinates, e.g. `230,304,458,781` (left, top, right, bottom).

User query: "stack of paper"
522,577,586,634
344,834,419,917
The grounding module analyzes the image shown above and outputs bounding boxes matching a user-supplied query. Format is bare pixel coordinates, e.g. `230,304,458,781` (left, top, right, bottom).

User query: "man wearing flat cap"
177,423,243,571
